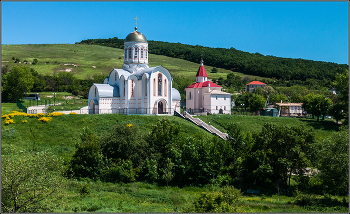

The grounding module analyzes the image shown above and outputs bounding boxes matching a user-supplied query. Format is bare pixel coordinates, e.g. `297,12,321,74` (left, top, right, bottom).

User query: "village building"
185,59,231,114
88,26,181,114
275,102,304,117
246,81,267,92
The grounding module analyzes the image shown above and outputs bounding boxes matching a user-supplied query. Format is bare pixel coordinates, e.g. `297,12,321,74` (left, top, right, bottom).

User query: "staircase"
175,110,229,140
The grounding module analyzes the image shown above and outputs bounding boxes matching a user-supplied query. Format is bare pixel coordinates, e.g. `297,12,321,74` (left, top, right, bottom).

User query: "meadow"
1,102,348,212
2,44,270,81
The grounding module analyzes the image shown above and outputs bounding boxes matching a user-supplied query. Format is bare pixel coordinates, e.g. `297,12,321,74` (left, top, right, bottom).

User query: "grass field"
196,114,341,142
1,109,347,212
2,44,271,81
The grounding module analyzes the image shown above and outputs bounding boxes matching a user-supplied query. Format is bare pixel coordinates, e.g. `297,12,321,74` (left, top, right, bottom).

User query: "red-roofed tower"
196,58,208,83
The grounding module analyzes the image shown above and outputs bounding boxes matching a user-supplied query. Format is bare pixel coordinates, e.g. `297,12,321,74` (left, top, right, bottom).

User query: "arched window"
128,48,131,59
134,47,138,58
189,92,191,100
131,79,135,97
145,78,147,96
123,80,125,97
141,48,143,58
158,73,162,96
95,87,97,97
124,49,127,59
164,79,167,97
153,78,156,96
115,72,117,81
146,49,148,59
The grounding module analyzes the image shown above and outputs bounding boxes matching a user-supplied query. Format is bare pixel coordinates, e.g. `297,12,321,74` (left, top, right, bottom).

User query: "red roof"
186,81,222,89
246,81,267,85
196,65,208,77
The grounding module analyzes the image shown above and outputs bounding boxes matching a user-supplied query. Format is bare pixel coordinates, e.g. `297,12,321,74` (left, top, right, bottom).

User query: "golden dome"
125,27,147,43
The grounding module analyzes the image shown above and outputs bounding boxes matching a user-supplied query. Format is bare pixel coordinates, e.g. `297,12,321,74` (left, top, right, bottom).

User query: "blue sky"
1,1,349,64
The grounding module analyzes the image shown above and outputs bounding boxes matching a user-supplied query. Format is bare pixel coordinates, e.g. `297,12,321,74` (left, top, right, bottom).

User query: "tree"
32,59,38,65
1,151,64,213
1,66,34,102
333,69,349,124
317,127,348,195
249,93,266,112
67,127,105,180
303,93,332,121
248,123,315,194
211,67,218,73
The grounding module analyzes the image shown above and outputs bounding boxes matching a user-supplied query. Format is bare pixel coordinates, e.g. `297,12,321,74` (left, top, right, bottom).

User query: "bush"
67,127,105,180
102,160,138,183
79,184,90,196
193,192,237,212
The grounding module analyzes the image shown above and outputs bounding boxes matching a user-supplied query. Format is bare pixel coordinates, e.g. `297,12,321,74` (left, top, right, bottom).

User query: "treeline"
1,65,105,102
66,119,348,196
76,37,348,82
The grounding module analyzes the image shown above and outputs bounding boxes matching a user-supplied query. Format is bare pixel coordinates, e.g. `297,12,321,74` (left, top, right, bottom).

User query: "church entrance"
158,101,164,114
219,109,223,114
89,100,95,114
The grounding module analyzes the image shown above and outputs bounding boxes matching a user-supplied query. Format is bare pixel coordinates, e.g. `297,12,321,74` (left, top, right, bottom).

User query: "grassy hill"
1,44,270,81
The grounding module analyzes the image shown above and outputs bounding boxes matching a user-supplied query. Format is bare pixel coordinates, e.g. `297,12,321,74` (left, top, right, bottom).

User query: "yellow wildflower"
38,117,52,123
127,124,133,128
22,120,28,123
69,112,77,115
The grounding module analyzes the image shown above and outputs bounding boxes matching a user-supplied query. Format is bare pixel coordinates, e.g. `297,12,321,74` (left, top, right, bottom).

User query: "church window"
216,96,218,100
224,106,226,110
123,81,125,97
128,48,132,59
95,87,97,97
189,92,191,100
153,78,156,96
115,72,117,81
134,47,138,58
124,49,127,59
224,97,226,100
146,49,148,59
141,48,144,58
216,106,218,110
131,80,135,97
158,73,162,96
145,78,147,96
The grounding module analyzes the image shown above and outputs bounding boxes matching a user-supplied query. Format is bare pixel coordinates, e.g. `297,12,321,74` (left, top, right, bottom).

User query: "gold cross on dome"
133,16,139,27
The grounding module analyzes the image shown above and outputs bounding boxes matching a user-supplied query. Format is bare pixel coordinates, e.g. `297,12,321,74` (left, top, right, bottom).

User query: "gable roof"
246,81,267,85
185,81,222,89
196,65,208,77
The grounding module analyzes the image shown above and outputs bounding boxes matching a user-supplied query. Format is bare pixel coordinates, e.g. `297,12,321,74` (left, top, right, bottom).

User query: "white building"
88,26,181,114
185,59,231,114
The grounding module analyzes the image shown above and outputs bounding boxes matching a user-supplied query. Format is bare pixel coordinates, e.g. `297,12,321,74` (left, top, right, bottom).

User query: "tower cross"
133,16,139,27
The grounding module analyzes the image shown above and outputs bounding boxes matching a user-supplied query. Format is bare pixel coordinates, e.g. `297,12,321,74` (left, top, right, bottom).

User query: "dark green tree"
1,66,34,102
249,93,266,112
67,127,105,180
317,127,348,195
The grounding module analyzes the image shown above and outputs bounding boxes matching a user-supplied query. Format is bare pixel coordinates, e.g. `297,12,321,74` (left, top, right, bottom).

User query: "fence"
89,107,174,115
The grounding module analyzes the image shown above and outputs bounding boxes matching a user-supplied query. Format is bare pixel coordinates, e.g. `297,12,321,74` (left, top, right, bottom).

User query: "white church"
185,59,232,114
88,26,181,115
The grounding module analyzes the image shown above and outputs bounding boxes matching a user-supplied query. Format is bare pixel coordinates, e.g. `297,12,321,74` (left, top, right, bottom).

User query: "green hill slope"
1,44,269,81
1,113,213,160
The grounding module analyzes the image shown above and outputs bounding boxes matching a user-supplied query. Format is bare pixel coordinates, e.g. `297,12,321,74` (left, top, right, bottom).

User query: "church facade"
88,26,181,115
185,60,232,114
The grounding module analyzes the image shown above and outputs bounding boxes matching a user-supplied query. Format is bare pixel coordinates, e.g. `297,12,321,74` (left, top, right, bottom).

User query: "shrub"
194,192,237,212
192,186,240,212
79,184,90,196
102,160,138,183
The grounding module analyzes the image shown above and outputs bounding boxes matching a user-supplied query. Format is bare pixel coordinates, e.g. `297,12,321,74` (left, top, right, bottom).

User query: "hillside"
77,37,348,82
1,44,268,81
